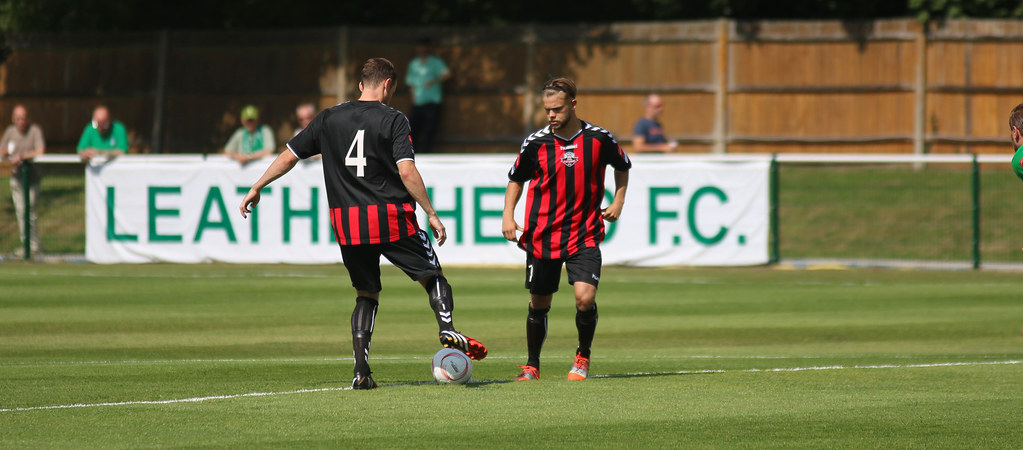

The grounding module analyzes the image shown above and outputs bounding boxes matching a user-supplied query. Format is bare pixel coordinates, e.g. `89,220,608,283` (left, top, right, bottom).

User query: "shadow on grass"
381,369,724,389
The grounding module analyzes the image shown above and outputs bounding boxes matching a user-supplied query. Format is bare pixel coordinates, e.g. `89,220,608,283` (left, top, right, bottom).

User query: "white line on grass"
2,359,1020,413
592,359,1023,379
1,354,842,367
0,387,351,413
0,269,336,279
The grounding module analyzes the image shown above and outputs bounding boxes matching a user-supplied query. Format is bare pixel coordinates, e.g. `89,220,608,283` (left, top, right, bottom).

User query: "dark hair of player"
1010,103,1023,132
361,58,396,87
542,77,577,99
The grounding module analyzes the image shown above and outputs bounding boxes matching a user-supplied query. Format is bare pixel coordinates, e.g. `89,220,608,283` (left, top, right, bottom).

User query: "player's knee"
529,294,553,310
575,296,596,311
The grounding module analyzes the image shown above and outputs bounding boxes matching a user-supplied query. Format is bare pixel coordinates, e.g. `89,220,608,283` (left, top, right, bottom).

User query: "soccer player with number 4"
502,77,631,381
240,58,486,390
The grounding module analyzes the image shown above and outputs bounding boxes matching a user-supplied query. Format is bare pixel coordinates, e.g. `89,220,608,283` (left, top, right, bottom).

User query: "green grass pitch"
2,264,1022,448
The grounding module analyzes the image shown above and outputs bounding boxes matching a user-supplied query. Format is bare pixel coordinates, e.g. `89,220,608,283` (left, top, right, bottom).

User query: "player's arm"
239,150,299,218
397,159,447,246
502,181,524,241
602,169,629,222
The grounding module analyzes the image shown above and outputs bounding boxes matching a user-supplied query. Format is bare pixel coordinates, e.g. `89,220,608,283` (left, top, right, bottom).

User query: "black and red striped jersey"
287,100,420,245
508,120,632,260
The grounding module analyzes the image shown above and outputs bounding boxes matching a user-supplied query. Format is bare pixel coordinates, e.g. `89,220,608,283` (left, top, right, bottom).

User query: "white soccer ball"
431,348,473,384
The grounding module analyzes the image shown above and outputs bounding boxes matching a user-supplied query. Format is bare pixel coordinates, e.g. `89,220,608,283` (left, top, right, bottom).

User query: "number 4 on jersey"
346,129,368,177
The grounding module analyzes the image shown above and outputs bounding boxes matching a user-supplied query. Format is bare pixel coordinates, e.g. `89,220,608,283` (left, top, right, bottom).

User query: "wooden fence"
1,19,1021,157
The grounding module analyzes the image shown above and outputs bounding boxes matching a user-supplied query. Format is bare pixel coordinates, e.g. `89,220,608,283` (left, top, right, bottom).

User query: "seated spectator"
224,105,275,163
632,94,678,153
78,105,128,162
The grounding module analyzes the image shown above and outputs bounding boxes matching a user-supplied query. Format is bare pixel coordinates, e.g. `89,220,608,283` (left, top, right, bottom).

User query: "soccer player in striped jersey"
502,77,631,381
240,58,486,390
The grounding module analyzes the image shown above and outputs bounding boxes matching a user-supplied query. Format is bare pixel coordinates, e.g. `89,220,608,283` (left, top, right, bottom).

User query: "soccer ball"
431,348,473,384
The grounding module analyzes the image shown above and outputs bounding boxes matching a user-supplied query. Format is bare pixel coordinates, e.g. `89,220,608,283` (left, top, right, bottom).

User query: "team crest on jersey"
561,151,578,167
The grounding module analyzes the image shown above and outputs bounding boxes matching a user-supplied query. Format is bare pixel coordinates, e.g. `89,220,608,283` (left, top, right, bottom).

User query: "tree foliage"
0,0,1022,34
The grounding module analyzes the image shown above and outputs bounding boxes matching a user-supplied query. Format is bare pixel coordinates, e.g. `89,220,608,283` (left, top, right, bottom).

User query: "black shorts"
340,230,442,293
524,246,602,296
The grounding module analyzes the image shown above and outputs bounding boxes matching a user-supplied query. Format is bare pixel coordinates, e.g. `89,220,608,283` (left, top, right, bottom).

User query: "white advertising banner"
85,155,770,266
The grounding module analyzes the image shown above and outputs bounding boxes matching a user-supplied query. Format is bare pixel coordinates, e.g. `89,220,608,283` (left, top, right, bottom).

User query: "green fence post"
770,154,779,264
972,154,980,270
21,160,32,261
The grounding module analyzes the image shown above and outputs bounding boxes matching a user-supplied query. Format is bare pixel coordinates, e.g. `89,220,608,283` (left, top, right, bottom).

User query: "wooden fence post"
522,25,537,136
337,27,349,104
151,30,169,154
914,22,928,162
713,18,729,154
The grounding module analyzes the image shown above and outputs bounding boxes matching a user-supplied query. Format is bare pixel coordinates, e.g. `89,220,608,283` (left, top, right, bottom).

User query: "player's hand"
239,189,260,219
502,216,523,242
602,204,623,222
428,214,447,246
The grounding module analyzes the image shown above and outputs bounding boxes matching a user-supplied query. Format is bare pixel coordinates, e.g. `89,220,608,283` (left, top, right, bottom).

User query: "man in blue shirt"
632,94,677,153
405,37,450,153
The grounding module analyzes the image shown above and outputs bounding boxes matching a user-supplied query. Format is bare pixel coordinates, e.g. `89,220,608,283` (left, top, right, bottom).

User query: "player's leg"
420,273,454,332
382,231,487,360
516,254,561,380
339,244,383,389
565,247,602,380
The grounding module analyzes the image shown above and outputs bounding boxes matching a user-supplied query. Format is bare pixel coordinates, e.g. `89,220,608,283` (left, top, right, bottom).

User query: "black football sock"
526,306,550,369
575,303,598,359
427,275,455,333
351,296,379,377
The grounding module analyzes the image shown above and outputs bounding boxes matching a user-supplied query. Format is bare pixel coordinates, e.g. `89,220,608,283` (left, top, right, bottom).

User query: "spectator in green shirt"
224,105,275,164
78,105,128,162
405,37,450,154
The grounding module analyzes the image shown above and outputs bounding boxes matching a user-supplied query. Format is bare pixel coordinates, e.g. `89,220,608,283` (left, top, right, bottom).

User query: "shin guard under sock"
575,304,598,359
427,275,455,332
351,296,378,376
526,306,550,368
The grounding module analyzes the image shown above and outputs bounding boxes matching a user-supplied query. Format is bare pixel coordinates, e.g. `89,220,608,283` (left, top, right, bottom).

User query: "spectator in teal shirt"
405,37,450,153
78,105,128,162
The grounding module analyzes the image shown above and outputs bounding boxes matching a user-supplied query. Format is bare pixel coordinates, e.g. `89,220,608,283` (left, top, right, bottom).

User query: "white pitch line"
593,359,1023,378
2,359,1020,413
0,354,829,367
0,386,350,413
